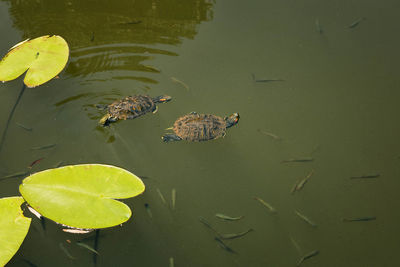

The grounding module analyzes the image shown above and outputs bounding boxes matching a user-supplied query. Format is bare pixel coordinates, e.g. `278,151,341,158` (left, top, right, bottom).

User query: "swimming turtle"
162,112,240,142
99,95,172,126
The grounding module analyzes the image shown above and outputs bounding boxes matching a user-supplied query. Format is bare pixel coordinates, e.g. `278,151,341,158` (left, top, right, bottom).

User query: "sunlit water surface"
1,0,400,266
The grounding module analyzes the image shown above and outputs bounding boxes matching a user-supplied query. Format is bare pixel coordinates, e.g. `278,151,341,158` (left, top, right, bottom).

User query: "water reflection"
3,0,214,81
4,0,214,46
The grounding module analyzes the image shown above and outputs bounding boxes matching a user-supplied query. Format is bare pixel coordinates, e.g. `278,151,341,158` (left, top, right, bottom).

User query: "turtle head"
152,95,172,103
224,113,240,128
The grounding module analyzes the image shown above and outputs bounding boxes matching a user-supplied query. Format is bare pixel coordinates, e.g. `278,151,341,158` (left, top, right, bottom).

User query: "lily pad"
19,164,145,229
0,35,69,87
0,197,31,266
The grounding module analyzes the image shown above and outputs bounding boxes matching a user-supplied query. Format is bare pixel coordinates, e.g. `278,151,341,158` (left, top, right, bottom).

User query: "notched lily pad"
0,197,31,267
19,164,145,229
0,35,69,87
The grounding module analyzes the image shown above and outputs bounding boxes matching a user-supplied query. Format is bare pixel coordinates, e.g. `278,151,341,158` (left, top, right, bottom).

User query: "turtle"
99,95,172,126
162,112,240,142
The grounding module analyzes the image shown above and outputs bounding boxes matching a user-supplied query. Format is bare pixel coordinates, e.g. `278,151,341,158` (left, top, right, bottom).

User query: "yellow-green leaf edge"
19,164,145,229
0,35,69,87
0,196,31,267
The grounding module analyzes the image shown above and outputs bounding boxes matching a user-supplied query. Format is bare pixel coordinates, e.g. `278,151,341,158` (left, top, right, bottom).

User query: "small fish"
342,216,376,222
297,250,319,266
171,188,176,210
281,157,314,163
28,157,44,169
254,197,277,213
2,171,29,179
76,242,99,255
62,228,93,234
21,259,38,267
59,242,76,259
290,180,300,194
170,77,190,91
295,169,315,191
214,237,237,254
198,216,221,236
144,203,153,218
27,206,42,219
350,174,380,179
16,122,32,131
35,52,39,59
251,73,284,82
257,129,281,140
156,188,167,205
315,19,323,34
90,31,95,42
30,144,56,150
169,257,174,267
348,17,365,29
215,213,244,221
295,210,317,227
255,79,285,83
220,229,254,240
290,237,302,255
117,20,142,25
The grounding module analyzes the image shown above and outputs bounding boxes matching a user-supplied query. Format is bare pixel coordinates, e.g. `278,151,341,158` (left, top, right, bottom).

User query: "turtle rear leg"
162,134,182,142
95,104,108,111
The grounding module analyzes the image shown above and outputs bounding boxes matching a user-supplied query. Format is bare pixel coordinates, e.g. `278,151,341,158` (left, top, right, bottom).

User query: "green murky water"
1,0,400,266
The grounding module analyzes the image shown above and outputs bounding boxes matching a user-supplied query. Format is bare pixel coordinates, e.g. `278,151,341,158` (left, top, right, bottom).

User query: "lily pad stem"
93,229,100,266
0,83,26,153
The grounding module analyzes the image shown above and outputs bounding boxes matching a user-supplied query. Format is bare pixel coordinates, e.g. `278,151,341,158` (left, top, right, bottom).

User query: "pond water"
1,0,400,266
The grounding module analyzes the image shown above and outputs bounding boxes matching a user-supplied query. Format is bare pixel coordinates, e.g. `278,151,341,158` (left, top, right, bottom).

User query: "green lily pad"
19,164,145,229
0,197,31,266
0,35,69,87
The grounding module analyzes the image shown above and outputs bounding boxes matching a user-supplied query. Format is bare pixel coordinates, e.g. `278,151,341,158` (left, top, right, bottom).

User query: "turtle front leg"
99,114,111,126
162,134,182,142
99,114,117,126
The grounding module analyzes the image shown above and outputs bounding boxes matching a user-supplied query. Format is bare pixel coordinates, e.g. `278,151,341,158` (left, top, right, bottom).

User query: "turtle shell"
173,113,227,141
108,95,156,121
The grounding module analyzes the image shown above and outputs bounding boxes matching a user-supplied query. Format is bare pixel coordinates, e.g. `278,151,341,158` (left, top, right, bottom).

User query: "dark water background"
1,0,400,266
